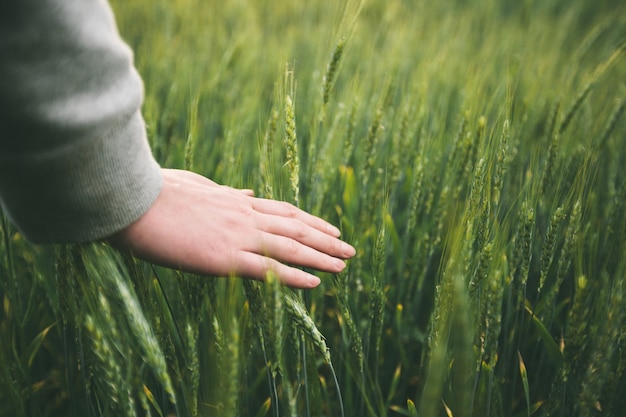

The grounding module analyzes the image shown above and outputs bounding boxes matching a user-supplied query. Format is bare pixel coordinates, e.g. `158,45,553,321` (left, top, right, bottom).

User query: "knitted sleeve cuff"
0,112,163,244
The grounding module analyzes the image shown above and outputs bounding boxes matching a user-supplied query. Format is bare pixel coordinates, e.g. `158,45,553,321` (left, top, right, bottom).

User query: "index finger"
250,198,342,238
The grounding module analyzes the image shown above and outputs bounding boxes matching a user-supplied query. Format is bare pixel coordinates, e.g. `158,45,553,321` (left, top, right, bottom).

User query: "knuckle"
328,237,343,255
285,237,300,256
236,201,253,215
282,201,299,218
294,220,308,239
262,258,281,277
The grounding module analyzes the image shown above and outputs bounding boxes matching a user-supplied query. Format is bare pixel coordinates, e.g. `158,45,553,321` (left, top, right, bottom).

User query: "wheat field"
1,0,625,416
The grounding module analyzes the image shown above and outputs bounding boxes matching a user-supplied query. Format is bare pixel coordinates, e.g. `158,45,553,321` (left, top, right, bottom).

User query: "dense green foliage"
2,0,625,416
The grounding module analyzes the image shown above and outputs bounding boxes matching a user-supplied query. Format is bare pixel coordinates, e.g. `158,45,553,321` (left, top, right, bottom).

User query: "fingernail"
342,242,356,258
328,224,341,236
334,258,346,270
308,275,321,287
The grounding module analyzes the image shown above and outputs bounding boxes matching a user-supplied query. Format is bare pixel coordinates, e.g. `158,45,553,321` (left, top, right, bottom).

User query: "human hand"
108,169,355,288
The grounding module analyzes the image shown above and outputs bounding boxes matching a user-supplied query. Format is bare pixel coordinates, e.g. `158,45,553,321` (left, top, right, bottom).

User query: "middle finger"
256,213,355,259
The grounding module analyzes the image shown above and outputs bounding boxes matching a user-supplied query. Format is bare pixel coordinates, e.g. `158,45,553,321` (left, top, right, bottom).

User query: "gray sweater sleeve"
0,0,163,243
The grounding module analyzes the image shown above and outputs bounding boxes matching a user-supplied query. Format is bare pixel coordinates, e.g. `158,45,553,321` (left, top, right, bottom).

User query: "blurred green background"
1,0,625,416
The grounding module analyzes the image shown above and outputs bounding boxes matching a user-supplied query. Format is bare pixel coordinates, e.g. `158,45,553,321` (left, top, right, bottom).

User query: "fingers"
245,196,355,281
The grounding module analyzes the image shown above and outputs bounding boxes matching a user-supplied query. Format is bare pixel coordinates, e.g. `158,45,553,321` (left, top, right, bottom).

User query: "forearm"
0,0,162,243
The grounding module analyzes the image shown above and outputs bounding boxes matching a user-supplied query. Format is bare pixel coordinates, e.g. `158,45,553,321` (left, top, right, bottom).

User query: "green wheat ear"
407,155,424,234
369,217,387,378
241,279,271,365
360,106,384,191
183,94,200,171
578,272,624,417
335,273,364,375
112,267,177,405
84,312,134,417
322,37,346,107
264,271,284,378
512,203,535,300
260,109,279,199
282,290,330,364
492,119,510,208
342,99,358,167
595,96,626,151
283,67,300,207
540,103,561,198
559,82,593,135
538,199,582,327
537,206,566,297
